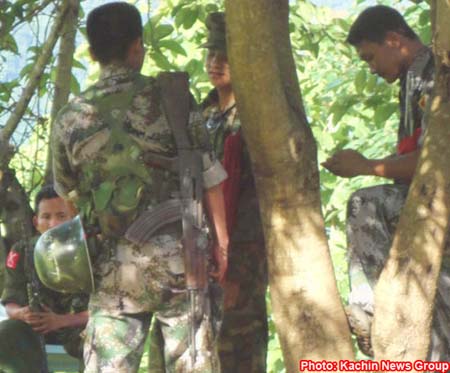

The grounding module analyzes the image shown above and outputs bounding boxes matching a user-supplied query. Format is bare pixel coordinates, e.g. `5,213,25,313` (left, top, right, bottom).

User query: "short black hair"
86,2,143,65
34,185,59,214
347,5,418,46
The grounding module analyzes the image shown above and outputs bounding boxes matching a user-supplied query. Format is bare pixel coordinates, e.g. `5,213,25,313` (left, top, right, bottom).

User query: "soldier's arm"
32,307,88,334
1,244,29,313
322,149,419,182
204,183,229,283
201,149,229,283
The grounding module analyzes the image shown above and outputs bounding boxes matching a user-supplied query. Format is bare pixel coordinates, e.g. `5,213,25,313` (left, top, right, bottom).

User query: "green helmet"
34,215,95,293
0,319,46,372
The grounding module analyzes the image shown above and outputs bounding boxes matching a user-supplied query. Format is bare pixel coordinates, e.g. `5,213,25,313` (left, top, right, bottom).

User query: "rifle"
160,72,209,369
26,279,48,373
125,72,210,368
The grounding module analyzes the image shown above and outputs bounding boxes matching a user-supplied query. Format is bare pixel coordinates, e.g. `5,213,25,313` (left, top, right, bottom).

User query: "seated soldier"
0,185,89,371
323,6,449,359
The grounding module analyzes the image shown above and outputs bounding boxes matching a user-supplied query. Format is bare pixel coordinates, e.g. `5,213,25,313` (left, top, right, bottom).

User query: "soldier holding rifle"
51,2,228,372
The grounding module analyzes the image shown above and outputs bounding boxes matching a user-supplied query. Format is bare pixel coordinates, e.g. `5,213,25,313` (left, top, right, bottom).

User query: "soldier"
51,2,229,372
0,185,89,370
322,5,450,359
201,12,268,373
149,12,268,373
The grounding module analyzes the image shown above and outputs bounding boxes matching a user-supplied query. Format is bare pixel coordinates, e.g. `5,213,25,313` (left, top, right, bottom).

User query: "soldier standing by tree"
322,5,449,359
0,185,89,371
149,12,268,373
51,2,229,372
201,12,268,373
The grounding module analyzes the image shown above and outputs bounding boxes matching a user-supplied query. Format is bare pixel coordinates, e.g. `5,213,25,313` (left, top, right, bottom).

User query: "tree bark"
44,0,80,184
0,0,70,169
225,1,354,371
372,0,450,362
0,169,35,250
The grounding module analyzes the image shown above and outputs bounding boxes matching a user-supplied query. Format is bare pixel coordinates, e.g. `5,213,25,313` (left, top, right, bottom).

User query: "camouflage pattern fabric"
53,64,227,372
0,237,88,359
398,47,434,145
203,91,268,373
347,184,450,360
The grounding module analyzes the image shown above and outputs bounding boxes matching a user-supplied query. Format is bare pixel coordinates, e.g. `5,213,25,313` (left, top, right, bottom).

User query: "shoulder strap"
158,72,192,150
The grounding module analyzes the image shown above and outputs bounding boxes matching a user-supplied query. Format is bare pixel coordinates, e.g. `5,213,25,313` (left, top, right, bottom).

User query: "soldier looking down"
0,185,89,372
322,5,449,359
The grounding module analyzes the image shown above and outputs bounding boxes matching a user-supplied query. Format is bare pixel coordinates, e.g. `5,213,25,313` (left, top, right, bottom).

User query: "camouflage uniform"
203,90,268,373
0,236,88,358
348,48,450,359
52,64,227,373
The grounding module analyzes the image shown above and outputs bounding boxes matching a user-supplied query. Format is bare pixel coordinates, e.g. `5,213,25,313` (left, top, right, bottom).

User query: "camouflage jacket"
202,90,264,243
52,65,226,241
1,236,88,316
398,47,434,147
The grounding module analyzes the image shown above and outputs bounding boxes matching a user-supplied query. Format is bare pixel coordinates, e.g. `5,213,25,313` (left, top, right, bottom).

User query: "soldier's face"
206,49,231,90
356,34,405,84
33,197,73,234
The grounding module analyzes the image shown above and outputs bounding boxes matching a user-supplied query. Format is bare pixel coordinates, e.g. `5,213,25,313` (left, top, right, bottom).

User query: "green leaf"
374,103,397,125
72,59,86,70
418,9,430,26
354,69,366,94
182,7,199,29
150,51,173,70
158,40,187,56
71,73,80,95
153,24,174,41
365,74,377,93
1,34,18,54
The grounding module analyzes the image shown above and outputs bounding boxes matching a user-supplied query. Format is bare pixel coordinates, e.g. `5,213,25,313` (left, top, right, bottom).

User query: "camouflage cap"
201,12,226,51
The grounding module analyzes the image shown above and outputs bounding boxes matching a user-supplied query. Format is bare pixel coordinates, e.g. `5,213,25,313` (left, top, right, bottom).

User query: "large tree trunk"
44,0,80,184
225,1,354,371
372,0,450,361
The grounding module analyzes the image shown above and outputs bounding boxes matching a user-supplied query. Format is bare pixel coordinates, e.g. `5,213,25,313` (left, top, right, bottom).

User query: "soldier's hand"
15,306,40,325
210,243,228,284
322,149,370,178
30,305,64,334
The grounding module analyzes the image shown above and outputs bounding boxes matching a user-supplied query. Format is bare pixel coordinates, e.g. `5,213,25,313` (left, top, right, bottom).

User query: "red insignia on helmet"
6,251,20,269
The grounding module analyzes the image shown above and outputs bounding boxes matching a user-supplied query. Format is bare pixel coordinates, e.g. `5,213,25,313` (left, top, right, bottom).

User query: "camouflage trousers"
83,234,220,373
148,241,268,373
347,184,450,360
218,241,268,373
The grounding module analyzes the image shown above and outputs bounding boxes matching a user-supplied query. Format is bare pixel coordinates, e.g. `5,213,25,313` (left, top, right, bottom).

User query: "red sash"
397,128,422,155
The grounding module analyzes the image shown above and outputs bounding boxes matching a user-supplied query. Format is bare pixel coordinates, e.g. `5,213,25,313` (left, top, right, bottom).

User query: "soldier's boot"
345,304,374,357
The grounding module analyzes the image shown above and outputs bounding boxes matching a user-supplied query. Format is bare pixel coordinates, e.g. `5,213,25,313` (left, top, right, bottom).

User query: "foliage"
0,0,431,371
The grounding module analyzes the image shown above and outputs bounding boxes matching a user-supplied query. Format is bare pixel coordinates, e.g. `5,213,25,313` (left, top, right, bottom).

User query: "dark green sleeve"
1,242,28,306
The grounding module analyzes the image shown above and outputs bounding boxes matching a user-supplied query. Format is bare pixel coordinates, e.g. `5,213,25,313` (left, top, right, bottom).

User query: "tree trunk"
372,0,450,362
224,1,354,371
44,0,80,184
0,169,35,249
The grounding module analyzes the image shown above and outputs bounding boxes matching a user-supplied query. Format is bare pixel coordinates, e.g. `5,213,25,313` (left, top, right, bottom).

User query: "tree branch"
44,0,80,184
0,0,71,170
